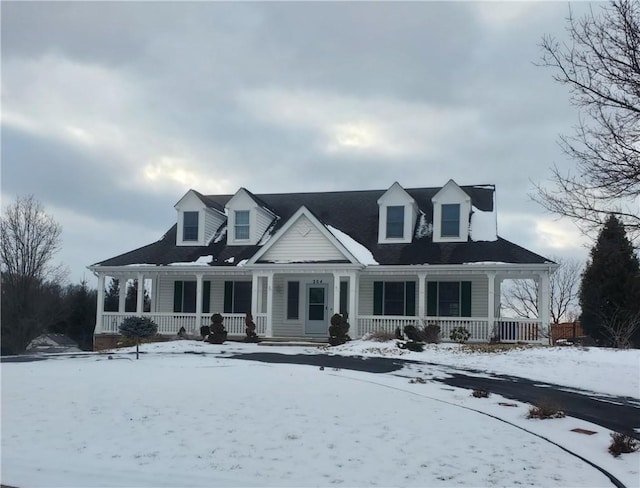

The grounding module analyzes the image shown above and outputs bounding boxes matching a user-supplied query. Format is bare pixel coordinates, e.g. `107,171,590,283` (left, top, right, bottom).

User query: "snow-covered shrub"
118,316,158,359
450,326,471,344
472,389,490,398
527,400,565,419
608,432,639,457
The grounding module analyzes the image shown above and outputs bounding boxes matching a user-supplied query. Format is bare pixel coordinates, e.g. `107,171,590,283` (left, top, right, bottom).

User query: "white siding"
255,208,275,242
261,215,346,263
203,208,225,244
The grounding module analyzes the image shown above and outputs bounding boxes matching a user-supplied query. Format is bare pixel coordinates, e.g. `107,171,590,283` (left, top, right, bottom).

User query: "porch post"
118,277,127,313
348,272,358,338
486,271,496,342
95,273,105,334
136,272,144,315
251,273,260,322
333,272,341,318
195,273,204,333
150,276,158,313
418,272,426,319
266,272,274,338
538,271,551,341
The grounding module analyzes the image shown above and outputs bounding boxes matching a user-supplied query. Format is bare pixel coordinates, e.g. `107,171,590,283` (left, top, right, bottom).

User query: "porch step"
257,337,328,347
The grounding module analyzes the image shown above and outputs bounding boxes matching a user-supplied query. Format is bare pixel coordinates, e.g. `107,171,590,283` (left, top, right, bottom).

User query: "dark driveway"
228,352,640,439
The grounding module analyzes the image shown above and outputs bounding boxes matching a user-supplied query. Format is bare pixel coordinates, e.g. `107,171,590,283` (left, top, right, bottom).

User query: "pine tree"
104,278,120,312
125,279,151,313
579,215,640,347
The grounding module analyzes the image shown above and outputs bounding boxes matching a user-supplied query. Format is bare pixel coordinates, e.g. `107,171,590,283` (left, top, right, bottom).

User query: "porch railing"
100,312,267,337
356,315,542,343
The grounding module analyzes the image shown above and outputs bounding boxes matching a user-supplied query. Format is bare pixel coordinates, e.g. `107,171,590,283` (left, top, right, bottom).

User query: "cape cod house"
89,180,556,349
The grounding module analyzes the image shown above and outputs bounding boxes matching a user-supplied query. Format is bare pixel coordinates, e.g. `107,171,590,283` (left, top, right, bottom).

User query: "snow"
168,255,214,266
327,225,378,265
212,226,227,244
414,210,433,239
470,205,498,242
2,341,638,488
224,256,235,264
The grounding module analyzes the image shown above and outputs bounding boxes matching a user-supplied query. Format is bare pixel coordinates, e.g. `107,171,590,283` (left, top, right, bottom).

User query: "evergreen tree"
104,278,120,312
125,279,151,313
579,215,640,347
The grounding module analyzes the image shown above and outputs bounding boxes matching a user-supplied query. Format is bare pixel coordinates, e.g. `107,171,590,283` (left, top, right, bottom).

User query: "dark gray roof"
94,185,552,267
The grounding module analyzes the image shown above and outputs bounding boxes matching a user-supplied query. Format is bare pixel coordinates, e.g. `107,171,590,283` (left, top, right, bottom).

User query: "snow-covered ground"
2,340,639,487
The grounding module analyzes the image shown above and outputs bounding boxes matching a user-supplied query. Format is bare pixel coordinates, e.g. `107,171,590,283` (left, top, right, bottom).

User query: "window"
173,281,210,313
224,281,252,313
183,212,199,241
235,210,250,240
427,281,471,317
287,281,299,320
441,204,460,237
386,206,404,238
373,281,416,316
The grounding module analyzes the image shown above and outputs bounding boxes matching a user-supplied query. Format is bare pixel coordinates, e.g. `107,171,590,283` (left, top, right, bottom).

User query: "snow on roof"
414,211,432,239
168,255,214,266
327,225,378,265
470,206,497,242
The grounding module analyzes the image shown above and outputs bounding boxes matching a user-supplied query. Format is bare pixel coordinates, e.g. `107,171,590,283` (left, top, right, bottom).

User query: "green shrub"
118,316,158,359
450,326,471,344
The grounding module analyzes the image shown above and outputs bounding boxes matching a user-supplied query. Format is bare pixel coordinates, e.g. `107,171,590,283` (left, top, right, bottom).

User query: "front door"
305,284,328,336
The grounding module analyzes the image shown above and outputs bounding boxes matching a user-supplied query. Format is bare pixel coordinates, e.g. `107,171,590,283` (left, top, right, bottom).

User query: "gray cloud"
2,1,594,282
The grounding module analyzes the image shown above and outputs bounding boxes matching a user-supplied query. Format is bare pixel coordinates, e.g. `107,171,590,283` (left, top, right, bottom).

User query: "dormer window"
235,210,250,240
183,212,199,241
441,204,460,237
386,206,404,238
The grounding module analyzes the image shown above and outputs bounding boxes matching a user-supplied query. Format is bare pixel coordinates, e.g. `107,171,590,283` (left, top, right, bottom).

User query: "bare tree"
1,195,64,354
534,1,640,239
502,257,582,324
601,306,640,349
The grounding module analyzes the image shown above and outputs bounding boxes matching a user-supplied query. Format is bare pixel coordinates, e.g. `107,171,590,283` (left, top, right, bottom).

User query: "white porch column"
348,272,358,338
118,277,127,313
418,272,427,319
136,272,144,315
266,272,274,338
251,273,260,321
333,272,341,317
195,273,204,332
538,271,551,340
95,273,105,334
487,272,496,342
150,276,158,313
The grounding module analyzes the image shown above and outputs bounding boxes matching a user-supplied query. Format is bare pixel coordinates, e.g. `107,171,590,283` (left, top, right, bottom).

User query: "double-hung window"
373,281,416,316
441,204,460,237
427,281,471,317
235,211,250,240
224,281,252,313
386,206,404,238
183,212,199,241
173,280,211,313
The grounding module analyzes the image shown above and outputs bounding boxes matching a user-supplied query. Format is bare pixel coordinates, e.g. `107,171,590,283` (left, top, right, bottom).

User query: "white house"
89,180,556,349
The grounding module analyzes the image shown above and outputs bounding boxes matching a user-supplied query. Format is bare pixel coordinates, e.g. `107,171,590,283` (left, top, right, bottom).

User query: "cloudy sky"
2,1,595,284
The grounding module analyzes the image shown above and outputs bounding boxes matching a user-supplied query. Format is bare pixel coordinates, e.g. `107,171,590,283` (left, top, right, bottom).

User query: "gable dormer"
225,188,277,246
377,182,418,244
432,179,471,243
174,189,226,246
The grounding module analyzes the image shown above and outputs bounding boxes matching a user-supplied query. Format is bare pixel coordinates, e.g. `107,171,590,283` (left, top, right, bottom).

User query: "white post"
348,272,358,338
418,272,426,319
118,277,127,313
95,273,105,334
539,271,551,342
150,276,158,313
266,272,274,338
333,273,341,318
195,273,204,333
487,272,496,342
136,272,144,315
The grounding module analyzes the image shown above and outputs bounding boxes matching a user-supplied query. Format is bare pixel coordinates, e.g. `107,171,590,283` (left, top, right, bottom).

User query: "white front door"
305,284,328,336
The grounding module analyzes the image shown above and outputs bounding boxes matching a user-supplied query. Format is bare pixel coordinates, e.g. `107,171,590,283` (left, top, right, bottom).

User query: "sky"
1,1,597,285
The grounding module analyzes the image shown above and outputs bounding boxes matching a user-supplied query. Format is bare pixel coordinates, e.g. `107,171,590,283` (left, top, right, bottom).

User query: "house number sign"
312,280,324,284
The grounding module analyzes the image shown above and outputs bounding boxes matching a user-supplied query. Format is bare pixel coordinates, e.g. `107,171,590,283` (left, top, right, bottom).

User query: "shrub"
423,323,441,343
118,316,158,359
450,326,471,344
366,330,397,342
328,314,351,346
472,389,490,398
608,433,639,457
527,400,565,419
